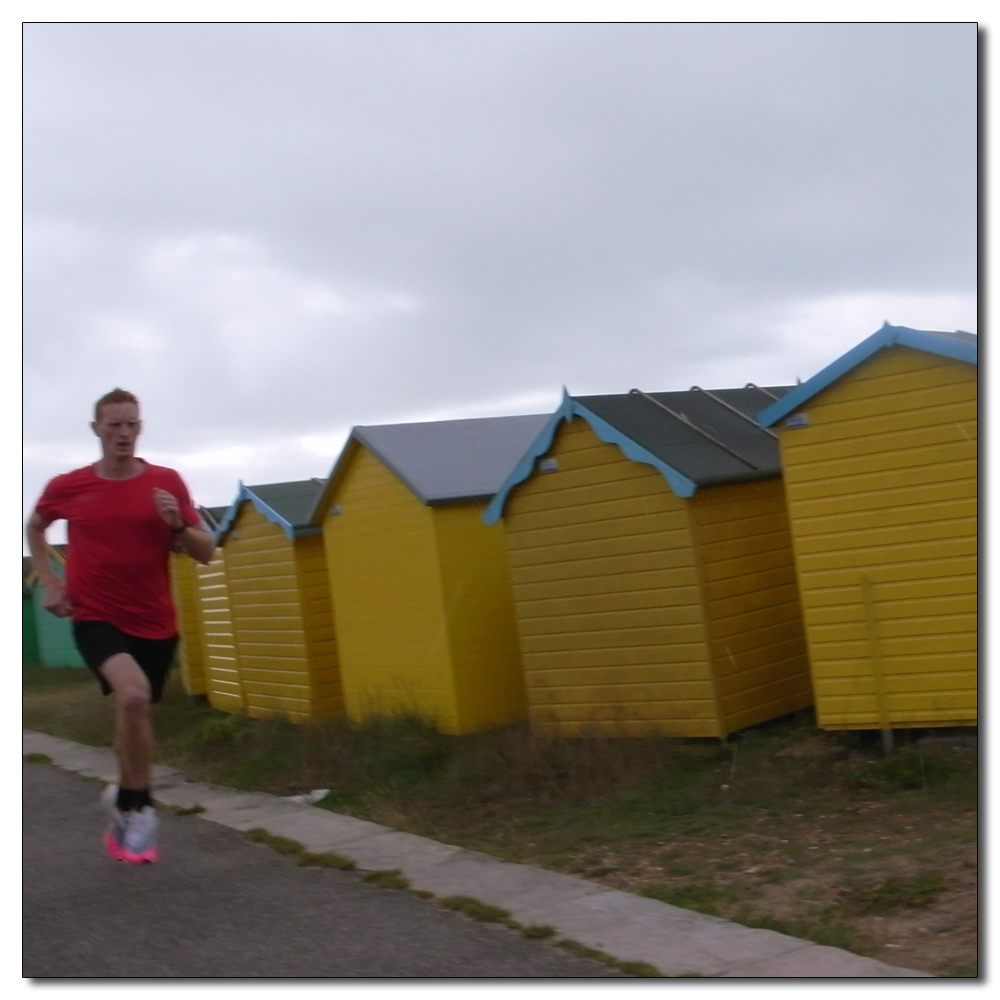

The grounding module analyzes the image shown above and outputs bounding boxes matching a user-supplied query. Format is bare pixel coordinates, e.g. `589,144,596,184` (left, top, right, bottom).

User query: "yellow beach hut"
196,508,242,715
483,386,812,738
306,415,548,735
171,505,226,698
213,480,342,722
757,324,977,735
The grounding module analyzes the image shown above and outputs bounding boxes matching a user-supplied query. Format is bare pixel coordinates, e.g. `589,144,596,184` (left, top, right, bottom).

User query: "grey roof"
199,505,229,530
576,385,793,488
934,330,978,347
198,507,229,528
354,414,551,504
243,480,327,530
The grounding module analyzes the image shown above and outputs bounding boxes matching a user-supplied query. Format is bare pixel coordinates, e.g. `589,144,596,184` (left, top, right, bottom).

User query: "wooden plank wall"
295,532,343,717
196,550,243,714
225,505,333,721
171,552,207,696
322,447,458,728
779,347,977,729
503,417,719,736
432,502,528,733
688,479,812,734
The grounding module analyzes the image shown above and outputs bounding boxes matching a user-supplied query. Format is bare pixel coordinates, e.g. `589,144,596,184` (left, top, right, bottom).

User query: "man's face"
92,402,142,460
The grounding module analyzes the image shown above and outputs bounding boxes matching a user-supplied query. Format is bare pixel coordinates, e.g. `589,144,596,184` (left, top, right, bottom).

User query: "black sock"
116,788,152,812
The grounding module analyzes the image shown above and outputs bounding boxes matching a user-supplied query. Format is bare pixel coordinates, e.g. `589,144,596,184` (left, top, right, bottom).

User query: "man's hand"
152,487,214,564
26,511,72,616
153,488,185,531
41,579,72,618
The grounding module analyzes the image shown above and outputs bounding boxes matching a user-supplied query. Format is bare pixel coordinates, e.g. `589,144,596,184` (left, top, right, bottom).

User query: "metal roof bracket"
629,388,760,470
690,385,779,439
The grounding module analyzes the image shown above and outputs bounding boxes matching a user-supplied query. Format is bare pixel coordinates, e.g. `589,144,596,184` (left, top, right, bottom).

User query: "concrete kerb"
23,729,933,978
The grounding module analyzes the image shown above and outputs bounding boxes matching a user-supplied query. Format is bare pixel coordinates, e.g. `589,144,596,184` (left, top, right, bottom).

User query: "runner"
26,388,215,863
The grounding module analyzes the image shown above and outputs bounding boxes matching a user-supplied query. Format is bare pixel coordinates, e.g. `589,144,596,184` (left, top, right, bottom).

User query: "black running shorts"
72,621,179,704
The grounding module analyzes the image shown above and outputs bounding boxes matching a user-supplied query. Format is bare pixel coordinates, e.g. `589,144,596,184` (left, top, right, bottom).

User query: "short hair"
94,388,140,421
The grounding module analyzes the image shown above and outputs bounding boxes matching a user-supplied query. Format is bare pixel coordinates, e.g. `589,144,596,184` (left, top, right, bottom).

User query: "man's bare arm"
173,522,216,565
25,511,72,616
152,487,216,564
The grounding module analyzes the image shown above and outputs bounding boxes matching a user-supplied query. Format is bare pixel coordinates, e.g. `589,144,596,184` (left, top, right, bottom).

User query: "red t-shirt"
34,460,200,639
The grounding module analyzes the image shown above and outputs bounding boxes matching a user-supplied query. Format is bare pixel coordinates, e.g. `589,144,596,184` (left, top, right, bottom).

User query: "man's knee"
100,653,152,712
118,687,152,719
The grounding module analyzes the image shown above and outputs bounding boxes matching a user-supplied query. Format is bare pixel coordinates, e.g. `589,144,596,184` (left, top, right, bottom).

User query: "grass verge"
244,828,356,870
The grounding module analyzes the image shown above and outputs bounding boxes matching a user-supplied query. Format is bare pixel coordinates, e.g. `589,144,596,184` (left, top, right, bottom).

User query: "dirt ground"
586,812,977,976
512,741,978,978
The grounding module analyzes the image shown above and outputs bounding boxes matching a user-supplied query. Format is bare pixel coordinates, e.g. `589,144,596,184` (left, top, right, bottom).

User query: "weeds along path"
24,667,978,978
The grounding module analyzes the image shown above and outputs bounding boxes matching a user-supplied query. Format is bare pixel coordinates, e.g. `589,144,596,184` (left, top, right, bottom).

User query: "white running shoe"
121,806,159,864
100,784,129,860
101,783,122,821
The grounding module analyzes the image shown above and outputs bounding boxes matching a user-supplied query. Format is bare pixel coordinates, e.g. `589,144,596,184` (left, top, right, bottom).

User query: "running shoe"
100,784,129,861
120,806,159,864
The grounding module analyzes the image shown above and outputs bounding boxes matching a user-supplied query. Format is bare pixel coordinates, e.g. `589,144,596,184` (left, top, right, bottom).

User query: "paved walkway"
23,729,932,978
24,762,620,977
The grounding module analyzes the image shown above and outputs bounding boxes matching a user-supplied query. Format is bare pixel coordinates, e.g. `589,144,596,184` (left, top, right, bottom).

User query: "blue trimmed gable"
482,391,698,525
215,482,321,543
757,324,978,428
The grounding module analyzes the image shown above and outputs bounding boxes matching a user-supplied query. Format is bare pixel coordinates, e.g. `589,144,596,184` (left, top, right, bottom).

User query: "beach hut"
171,506,226,698
757,324,978,734
307,415,548,735
23,558,41,666
24,545,86,669
214,481,342,722
196,521,242,715
484,386,812,738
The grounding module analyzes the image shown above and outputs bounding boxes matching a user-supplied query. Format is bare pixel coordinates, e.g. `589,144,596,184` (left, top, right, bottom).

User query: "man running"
26,388,215,863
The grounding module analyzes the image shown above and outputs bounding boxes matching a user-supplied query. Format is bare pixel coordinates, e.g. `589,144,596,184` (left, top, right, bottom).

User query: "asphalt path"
23,761,621,979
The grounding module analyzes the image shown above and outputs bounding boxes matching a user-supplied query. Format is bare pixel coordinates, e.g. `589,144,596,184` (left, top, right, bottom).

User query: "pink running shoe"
101,785,129,861
119,806,159,864
103,826,128,861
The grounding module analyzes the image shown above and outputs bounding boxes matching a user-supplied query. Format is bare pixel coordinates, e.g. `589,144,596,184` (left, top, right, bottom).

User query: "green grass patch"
520,924,556,939
640,882,730,916
296,850,355,870
738,911,860,952
615,960,666,978
170,804,205,816
842,873,951,915
439,895,512,924
361,869,410,890
555,939,666,977
244,827,355,871
840,747,964,793
245,828,304,856
556,939,616,963
23,753,51,764
944,960,978,977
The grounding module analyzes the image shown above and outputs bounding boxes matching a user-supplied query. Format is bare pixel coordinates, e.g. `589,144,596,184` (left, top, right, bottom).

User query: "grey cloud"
23,22,976,515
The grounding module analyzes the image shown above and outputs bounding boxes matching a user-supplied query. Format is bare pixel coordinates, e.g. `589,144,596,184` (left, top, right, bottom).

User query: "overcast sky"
23,22,977,539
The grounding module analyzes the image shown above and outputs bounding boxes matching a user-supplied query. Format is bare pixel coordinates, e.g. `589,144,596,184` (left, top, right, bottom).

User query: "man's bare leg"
97,653,160,861
99,653,153,791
